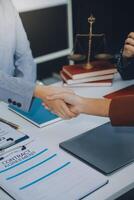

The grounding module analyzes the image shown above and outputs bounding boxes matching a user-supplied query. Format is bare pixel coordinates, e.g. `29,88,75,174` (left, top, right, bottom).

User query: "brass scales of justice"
68,14,113,69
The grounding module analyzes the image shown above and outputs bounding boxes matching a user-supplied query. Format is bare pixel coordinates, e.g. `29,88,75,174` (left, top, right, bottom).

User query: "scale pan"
68,54,86,61
95,53,113,60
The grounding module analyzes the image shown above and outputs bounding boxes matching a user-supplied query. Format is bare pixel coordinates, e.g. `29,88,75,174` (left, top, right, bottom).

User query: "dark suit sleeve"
117,50,134,80
109,95,134,126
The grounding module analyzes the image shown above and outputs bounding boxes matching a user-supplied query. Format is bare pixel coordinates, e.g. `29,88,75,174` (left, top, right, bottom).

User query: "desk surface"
0,73,134,200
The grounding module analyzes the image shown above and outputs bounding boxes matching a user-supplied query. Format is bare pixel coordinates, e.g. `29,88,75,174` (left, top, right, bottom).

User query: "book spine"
62,73,114,85
72,69,117,80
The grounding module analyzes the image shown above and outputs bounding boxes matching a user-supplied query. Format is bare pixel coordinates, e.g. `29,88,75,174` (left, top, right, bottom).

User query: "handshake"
33,84,87,119
32,31,134,121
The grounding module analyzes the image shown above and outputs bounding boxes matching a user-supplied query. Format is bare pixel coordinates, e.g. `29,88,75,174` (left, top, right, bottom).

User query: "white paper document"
0,122,29,150
0,139,108,200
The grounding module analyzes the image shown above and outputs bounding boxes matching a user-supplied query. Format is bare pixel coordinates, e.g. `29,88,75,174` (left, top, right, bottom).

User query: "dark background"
72,0,134,54
20,5,68,58
20,0,134,80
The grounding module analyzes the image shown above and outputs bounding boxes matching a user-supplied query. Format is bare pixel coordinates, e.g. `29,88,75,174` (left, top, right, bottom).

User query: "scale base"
83,62,93,69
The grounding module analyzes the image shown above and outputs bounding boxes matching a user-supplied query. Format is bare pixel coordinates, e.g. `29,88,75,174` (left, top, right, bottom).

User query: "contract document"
0,139,108,200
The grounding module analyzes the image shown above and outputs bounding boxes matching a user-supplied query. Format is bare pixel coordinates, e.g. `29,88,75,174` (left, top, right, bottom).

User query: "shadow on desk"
116,188,134,200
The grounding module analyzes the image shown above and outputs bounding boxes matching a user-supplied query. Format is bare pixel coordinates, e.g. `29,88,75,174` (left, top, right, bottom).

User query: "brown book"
104,85,134,99
63,79,113,87
62,61,117,80
60,70,115,85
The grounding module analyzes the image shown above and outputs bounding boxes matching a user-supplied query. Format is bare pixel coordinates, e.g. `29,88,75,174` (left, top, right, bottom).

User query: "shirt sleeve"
0,70,35,111
109,95,134,126
0,0,36,111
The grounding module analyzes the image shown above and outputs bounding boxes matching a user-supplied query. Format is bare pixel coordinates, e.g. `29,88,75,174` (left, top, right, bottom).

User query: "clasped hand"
34,85,79,119
46,91,84,118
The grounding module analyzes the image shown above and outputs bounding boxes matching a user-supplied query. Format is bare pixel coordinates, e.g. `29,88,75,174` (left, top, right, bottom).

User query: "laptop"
60,122,134,174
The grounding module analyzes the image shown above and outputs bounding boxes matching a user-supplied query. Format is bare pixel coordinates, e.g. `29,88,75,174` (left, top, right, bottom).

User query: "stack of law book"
60,60,117,87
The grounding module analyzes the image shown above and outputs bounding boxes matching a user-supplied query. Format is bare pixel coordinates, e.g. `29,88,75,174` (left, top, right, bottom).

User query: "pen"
0,117,19,129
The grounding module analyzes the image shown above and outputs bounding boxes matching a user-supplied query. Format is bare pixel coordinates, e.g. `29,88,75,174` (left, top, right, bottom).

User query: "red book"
60,70,115,85
62,61,117,80
104,85,134,99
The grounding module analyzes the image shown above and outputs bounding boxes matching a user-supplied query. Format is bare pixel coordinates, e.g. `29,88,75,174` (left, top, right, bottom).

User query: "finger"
53,107,69,119
128,32,134,40
70,106,80,115
59,102,77,119
43,104,69,119
125,38,134,46
53,108,78,119
42,103,51,110
55,112,68,119
53,102,73,119
42,103,50,110
49,108,64,118
124,44,134,54
51,102,78,119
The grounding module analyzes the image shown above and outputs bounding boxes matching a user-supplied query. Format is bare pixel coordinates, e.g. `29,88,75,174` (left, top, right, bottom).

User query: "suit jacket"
117,49,134,80
0,0,36,111
112,48,134,125
109,95,134,126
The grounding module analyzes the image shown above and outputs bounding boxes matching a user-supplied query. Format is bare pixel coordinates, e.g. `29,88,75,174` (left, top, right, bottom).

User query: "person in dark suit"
47,32,134,125
117,32,134,80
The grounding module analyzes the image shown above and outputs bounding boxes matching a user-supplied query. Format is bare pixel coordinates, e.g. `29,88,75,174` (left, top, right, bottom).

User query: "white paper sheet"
0,122,28,150
0,139,108,200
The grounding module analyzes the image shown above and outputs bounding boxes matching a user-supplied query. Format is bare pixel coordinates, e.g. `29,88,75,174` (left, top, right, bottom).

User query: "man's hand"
33,85,77,119
47,92,111,117
123,32,134,58
47,92,85,115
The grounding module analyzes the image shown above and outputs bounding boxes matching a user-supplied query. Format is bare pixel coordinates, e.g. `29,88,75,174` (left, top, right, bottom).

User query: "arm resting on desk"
117,55,134,80
47,93,134,126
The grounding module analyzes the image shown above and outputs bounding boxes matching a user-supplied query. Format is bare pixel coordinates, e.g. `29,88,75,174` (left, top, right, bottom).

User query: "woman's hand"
47,92,111,117
46,92,85,115
33,85,77,119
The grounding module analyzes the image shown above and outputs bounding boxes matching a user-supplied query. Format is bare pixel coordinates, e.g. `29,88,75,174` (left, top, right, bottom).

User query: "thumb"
69,106,79,115
47,93,76,106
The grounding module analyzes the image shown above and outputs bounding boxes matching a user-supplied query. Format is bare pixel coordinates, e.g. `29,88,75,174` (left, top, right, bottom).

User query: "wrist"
33,85,41,98
78,98,111,117
33,85,48,99
77,97,89,113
